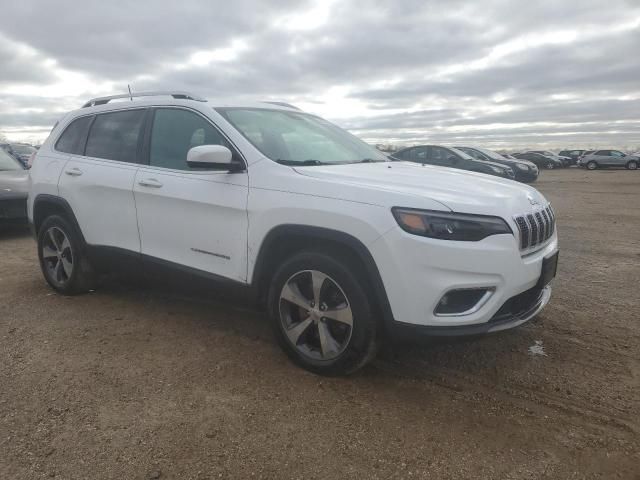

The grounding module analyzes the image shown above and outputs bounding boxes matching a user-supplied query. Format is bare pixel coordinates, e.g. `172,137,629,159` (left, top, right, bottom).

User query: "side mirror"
187,145,238,170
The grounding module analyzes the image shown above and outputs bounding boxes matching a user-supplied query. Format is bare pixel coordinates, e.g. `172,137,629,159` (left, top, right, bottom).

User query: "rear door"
57,109,145,252
133,107,249,282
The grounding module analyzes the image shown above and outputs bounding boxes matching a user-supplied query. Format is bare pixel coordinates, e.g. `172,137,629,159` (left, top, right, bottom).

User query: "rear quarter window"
85,109,146,163
55,116,94,155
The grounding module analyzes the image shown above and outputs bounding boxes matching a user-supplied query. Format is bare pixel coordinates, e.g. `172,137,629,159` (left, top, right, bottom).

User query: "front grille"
489,284,544,323
514,205,555,250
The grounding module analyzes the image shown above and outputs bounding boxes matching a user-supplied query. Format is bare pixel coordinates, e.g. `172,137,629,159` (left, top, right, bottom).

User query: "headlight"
516,163,528,171
392,208,513,241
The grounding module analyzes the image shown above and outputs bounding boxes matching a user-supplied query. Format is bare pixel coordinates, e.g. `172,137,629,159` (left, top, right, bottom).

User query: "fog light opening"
435,288,495,316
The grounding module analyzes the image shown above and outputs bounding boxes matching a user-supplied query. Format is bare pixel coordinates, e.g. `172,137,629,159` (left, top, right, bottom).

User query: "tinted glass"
55,116,93,154
85,109,146,163
414,147,428,162
10,144,36,155
149,108,230,170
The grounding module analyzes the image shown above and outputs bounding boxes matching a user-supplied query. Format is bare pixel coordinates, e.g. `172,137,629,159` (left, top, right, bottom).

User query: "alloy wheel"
42,226,74,287
278,270,353,361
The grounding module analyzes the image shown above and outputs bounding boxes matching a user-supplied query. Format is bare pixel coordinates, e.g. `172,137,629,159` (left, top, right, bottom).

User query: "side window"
149,108,230,170
611,151,624,157
431,147,452,165
394,148,412,160
55,116,94,155
85,110,146,163
413,147,428,163
595,150,608,156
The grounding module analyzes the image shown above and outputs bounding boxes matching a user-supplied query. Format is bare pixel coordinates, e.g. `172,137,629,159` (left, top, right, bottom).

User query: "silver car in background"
0,148,29,225
579,150,639,170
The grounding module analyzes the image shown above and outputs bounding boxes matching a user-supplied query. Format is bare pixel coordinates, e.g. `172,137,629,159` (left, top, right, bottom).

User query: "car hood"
0,170,29,198
293,161,547,216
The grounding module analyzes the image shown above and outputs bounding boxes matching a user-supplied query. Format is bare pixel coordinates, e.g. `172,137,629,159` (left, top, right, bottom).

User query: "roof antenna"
127,84,133,101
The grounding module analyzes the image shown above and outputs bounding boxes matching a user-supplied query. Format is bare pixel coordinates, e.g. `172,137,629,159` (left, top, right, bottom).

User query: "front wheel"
627,160,638,170
37,215,96,294
546,163,555,170
587,161,598,170
267,251,379,375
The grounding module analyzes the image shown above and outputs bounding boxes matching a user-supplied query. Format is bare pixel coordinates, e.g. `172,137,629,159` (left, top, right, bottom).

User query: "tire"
267,250,379,375
587,161,598,170
627,160,638,170
37,215,97,295
546,163,554,170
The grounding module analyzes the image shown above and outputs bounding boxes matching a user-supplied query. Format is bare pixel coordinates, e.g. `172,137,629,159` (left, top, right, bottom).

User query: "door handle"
65,167,83,176
138,178,163,188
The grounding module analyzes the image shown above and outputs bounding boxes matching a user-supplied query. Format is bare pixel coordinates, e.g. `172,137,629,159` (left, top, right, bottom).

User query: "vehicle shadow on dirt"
94,271,541,383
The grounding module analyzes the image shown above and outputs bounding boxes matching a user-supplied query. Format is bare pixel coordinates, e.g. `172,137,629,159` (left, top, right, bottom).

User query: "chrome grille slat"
513,204,556,251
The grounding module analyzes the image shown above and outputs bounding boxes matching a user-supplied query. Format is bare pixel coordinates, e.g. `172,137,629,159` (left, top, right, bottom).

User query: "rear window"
85,109,146,163
55,116,94,155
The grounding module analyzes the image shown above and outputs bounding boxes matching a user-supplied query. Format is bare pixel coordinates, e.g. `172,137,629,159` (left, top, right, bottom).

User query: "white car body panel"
28,96,558,330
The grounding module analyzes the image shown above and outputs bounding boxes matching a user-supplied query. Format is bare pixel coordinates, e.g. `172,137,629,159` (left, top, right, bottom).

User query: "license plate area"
537,252,558,288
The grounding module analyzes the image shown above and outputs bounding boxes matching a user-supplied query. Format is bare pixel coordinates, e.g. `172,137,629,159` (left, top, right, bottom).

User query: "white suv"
28,91,559,374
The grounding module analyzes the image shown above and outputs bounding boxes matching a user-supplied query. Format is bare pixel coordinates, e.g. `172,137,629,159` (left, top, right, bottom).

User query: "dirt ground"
1,168,639,479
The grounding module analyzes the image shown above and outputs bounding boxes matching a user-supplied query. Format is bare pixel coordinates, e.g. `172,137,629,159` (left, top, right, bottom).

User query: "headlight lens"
392,208,513,241
516,163,528,171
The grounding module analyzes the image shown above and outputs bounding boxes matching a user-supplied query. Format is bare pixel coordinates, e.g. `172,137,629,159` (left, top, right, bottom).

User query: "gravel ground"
1,168,639,479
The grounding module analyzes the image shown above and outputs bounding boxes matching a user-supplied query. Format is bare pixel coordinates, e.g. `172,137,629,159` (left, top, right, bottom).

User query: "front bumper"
369,225,558,333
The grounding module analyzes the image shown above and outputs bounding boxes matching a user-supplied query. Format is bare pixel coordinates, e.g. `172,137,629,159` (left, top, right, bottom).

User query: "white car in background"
0,148,29,225
28,91,559,374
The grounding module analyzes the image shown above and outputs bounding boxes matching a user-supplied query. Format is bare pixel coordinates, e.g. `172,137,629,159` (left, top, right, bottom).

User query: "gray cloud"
0,0,639,148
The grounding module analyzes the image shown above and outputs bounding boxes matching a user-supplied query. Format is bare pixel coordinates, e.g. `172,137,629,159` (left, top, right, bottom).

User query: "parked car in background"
8,143,37,168
456,146,539,183
391,145,516,180
558,150,585,165
513,152,564,170
0,148,29,225
579,150,639,170
575,150,594,167
527,151,570,167
28,91,558,374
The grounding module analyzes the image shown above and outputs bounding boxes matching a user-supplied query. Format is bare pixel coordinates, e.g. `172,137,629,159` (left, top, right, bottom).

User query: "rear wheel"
626,160,638,170
268,251,379,375
37,215,96,294
587,161,598,170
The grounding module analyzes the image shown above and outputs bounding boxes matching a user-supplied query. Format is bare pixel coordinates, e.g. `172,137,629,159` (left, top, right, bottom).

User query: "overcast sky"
1,0,639,150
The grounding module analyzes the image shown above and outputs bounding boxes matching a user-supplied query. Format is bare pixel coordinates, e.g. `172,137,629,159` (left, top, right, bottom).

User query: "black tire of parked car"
546,162,555,169
267,250,379,375
587,161,598,170
37,215,97,294
626,160,638,170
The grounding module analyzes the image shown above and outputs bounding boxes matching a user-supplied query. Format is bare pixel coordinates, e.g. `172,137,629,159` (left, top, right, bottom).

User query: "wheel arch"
33,194,86,245
251,224,395,326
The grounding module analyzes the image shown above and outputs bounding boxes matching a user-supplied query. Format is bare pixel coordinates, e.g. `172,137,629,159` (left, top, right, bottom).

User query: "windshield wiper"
275,159,326,166
355,158,385,163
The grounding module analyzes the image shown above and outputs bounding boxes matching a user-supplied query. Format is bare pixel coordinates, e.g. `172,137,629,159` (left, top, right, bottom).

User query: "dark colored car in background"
513,152,564,170
456,146,539,183
558,149,585,165
7,143,37,168
527,151,571,167
0,148,29,225
391,145,516,180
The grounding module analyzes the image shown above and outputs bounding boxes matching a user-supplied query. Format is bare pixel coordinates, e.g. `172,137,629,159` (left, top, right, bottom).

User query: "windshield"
11,144,36,155
0,148,24,171
448,147,475,161
216,108,388,165
474,147,506,161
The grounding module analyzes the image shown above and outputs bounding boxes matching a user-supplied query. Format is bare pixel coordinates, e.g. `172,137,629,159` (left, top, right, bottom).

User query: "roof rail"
82,91,207,108
262,101,301,110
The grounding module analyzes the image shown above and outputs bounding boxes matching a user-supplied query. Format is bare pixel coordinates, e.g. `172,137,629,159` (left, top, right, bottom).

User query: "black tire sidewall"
267,251,378,375
588,161,597,170
37,215,90,294
627,161,637,170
